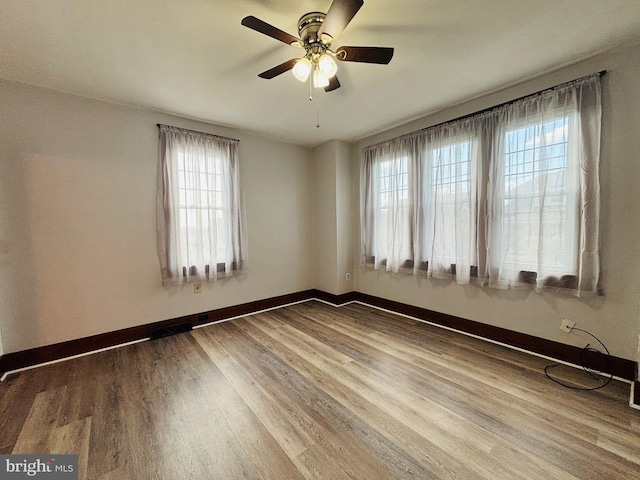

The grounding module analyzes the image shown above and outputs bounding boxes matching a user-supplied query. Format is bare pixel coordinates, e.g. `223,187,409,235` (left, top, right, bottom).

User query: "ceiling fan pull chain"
316,89,321,128
309,72,313,102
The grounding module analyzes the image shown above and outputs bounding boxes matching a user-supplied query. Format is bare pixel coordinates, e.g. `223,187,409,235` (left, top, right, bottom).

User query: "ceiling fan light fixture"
292,57,312,82
313,69,330,88
318,53,338,78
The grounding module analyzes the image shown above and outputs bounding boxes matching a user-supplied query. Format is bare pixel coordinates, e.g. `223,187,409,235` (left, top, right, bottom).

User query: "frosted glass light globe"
318,54,337,78
292,58,312,82
313,70,330,88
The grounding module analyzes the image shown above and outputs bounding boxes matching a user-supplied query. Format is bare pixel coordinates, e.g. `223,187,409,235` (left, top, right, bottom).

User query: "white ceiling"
2,0,640,147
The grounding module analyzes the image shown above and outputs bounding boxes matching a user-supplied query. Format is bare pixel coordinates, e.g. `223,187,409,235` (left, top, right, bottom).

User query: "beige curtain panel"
157,125,247,286
361,74,601,297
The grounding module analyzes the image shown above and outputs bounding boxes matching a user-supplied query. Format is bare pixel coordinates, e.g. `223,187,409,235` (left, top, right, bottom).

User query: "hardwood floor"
1,301,639,479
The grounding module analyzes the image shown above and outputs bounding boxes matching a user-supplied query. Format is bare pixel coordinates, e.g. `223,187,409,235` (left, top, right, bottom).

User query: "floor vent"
149,322,193,340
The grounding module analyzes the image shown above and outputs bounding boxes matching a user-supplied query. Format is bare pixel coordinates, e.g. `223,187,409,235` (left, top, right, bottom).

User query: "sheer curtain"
157,125,247,286
361,73,601,296
424,120,480,283
361,120,480,283
486,75,601,295
361,138,422,274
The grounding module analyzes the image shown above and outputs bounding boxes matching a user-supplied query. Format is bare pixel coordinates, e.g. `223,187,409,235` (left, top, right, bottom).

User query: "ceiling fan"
241,0,394,93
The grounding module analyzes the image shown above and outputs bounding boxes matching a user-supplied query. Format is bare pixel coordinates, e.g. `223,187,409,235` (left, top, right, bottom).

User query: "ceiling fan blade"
258,58,300,79
241,16,301,46
317,0,364,43
336,46,394,64
324,76,341,92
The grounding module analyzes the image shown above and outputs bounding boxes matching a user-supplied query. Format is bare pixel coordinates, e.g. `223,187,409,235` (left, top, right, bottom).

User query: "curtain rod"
365,70,606,150
156,123,239,143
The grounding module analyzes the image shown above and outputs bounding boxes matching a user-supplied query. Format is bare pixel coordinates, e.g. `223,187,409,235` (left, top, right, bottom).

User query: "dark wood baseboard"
0,289,637,382
0,290,317,377
353,292,637,381
634,381,640,406
310,289,358,306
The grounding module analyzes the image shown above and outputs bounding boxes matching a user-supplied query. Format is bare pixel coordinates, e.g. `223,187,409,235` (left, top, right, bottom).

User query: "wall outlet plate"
194,283,202,294
346,273,351,281
560,319,575,333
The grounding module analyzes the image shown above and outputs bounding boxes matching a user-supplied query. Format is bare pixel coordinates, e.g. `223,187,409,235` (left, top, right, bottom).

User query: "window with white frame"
376,155,411,263
177,152,228,270
498,114,578,277
426,139,475,275
361,73,601,296
157,125,247,286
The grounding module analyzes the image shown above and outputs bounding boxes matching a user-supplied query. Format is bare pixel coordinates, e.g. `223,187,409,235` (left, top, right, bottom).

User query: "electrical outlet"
345,272,351,281
560,319,575,333
194,283,202,294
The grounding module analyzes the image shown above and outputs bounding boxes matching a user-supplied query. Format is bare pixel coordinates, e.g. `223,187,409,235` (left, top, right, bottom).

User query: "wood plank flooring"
1,301,639,479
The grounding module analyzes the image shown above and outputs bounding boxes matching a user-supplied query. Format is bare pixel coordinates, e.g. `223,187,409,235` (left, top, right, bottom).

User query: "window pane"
377,156,410,259
501,115,576,273
429,140,473,266
432,142,471,188
176,152,230,266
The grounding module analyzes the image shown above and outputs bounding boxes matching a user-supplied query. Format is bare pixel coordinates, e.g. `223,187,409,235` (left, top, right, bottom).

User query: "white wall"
335,141,354,294
312,142,338,294
355,43,640,361
0,79,313,354
312,140,354,295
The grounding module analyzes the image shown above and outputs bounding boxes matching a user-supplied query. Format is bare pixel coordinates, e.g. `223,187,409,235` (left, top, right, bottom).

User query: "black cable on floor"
544,326,613,391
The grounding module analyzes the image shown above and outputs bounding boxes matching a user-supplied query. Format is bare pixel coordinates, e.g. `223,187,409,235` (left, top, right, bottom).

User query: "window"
157,125,247,285
379,156,409,208
177,152,227,270
376,155,411,263
361,73,601,296
499,115,578,277
426,139,475,275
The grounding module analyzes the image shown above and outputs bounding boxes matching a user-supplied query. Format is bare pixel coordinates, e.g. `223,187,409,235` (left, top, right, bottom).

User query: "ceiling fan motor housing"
298,12,328,52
